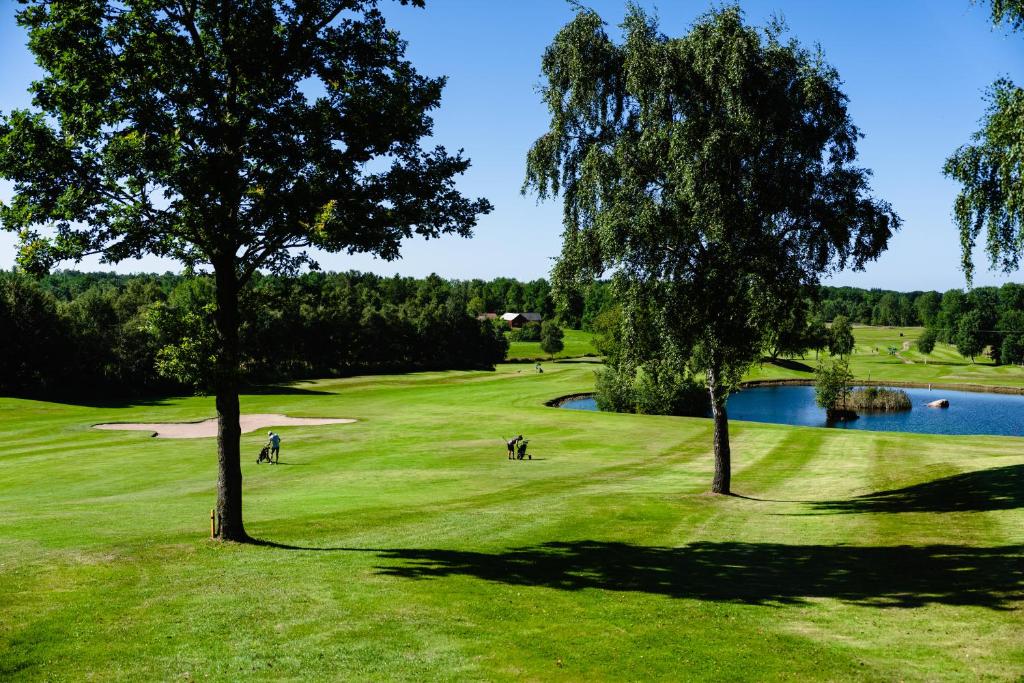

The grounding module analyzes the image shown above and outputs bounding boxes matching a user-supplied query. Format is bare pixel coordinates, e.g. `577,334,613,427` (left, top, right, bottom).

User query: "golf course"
2,326,1022,680
1,0,1023,679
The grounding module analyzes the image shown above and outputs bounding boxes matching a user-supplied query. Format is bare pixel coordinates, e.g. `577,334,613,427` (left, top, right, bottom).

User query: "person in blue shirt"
267,431,281,464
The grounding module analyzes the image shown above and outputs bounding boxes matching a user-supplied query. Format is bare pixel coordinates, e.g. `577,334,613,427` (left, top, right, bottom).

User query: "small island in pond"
849,387,913,413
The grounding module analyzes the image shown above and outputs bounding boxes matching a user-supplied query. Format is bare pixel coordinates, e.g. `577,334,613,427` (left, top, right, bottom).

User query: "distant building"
500,312,543,329
476,312,498,322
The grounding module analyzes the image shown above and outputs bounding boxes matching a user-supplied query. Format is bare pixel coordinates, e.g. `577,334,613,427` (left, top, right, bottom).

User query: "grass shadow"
32,395,177,409
762,358,815,373
244,384,334,396
247,537,352,551
807,464,1024,514
372,540,1024,609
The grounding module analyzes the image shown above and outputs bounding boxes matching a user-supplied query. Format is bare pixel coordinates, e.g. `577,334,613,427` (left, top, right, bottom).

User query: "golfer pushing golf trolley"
257,431,281,464
505,435,531,460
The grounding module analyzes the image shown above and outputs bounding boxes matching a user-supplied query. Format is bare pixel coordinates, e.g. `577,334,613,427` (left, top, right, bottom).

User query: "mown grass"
505,328,597,360
1,330,1023,680
747,325,1024,388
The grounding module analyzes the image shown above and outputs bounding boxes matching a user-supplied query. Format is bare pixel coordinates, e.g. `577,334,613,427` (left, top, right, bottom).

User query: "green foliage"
509,321,542,342
590,303,622,362
0,1,490,279
594,360,707,417
540,321,565,357
1000,333,1024,364
0,271,68,394
828,316,856,357
150,303,218,392
765,301,814,359
0,0,493,537
524,4,897,491
806,317,830,358
917,328,937,355
944,2,1024,283
984,0,1024,28
849,386,911,412
0,270,510,398
955,310,985,361
815,358,853,412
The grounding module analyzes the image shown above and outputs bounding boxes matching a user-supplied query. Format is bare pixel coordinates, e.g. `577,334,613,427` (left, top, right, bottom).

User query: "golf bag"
256,445,273,464
516,440,530,460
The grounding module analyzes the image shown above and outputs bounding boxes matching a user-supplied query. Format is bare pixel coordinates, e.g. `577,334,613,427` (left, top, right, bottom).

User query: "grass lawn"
2,331,1023,680
505,328,597,360
747,324,1024,389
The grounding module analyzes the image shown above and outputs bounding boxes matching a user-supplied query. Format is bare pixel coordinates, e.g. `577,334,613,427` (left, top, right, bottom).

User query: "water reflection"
559,386,1024,437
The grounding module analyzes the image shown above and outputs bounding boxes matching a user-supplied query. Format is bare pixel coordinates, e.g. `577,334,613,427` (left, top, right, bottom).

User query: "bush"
594,361,707,417
594,365,637,413
849,386,911,412
509,321,541,342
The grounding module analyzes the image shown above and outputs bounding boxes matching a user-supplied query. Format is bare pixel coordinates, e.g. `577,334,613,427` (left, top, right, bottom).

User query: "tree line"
819,283,1024,364
0,270,520,399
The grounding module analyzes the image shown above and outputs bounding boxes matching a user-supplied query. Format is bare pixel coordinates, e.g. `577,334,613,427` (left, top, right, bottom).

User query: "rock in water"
926,399,949,408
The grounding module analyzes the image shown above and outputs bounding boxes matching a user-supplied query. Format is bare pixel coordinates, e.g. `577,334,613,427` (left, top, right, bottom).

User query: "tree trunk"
707,366,731,495
213,260,248,542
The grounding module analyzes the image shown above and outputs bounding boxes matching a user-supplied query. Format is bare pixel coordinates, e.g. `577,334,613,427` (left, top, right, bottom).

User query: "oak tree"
0,0,490,541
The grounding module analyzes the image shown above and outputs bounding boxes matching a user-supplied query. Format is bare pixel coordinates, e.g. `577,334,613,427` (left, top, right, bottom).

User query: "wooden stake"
210,508,216,538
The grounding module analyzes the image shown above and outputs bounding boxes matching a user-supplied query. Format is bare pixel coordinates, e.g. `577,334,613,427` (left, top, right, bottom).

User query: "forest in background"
3,269,1024,399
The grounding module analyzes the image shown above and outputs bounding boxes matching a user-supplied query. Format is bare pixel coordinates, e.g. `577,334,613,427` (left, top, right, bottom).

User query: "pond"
558,385,1024,437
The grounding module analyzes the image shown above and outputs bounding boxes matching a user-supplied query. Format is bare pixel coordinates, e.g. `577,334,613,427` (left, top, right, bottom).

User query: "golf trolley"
516,439,530,460
256,445,276,464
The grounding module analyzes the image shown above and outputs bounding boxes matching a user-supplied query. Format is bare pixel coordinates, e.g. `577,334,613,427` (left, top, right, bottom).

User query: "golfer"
506,435,522,459
267,431,281,463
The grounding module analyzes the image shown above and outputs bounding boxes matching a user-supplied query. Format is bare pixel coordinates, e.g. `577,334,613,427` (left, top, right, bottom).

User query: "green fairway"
505,327,597,360
747,325,1024,389
2,335,1023,680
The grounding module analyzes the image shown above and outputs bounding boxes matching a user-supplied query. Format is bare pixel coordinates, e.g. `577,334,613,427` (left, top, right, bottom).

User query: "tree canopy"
525,5,898,494
944,1,1024,284
0,0,490,541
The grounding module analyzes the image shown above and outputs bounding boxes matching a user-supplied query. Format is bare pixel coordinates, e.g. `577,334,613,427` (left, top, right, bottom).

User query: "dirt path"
94,413,356,439
898,340,915,364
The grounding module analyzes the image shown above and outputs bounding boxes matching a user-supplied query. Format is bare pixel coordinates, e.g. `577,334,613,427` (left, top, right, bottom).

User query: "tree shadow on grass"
807,464,1024,514
243,384,334,396
372,540,1024,609
761,357,815,373
29,395,177,409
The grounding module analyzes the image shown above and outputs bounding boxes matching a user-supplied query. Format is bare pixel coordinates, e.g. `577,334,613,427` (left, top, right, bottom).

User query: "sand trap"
94,413,356,439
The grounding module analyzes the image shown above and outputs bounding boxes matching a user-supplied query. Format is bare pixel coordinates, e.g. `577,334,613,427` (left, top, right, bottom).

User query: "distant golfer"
267,431,281,463
506,435,522,460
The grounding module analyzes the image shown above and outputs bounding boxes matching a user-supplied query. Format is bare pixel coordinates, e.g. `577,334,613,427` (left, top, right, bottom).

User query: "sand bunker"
94,413,355,439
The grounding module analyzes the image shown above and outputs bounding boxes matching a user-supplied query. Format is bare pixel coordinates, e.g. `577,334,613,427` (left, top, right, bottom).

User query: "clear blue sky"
1,0,1022,291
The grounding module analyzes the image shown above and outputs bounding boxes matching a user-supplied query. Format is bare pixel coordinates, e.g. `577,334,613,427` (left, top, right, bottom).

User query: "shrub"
595,361,707,417
594,365,636,413
509,321,541,342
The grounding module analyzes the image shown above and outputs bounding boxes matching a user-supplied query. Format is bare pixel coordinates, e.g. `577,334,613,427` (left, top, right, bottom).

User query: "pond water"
559,385,1024,437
